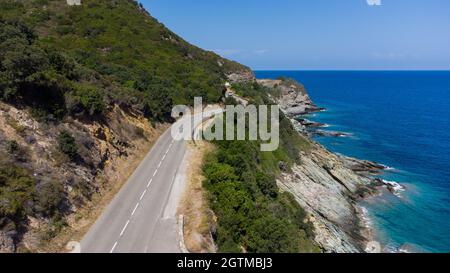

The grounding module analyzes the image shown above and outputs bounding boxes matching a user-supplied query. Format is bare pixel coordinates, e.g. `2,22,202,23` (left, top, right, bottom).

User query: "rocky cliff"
259,78,386,253
0,101,166,252
258,78,323,116
227,69,256,84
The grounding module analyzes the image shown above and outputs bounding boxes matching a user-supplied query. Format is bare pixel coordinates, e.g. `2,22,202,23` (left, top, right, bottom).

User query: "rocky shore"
258,78,392,253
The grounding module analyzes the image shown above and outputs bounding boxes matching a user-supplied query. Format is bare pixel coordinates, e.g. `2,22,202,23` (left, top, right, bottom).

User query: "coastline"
256,77,395,253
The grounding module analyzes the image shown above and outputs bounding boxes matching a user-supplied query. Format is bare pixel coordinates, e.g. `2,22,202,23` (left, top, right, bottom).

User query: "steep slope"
259,78,386,252
0,0,253,252
197,78,386,253
1,0,252,118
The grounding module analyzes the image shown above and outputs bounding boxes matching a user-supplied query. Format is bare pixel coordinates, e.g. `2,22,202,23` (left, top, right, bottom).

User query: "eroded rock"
0,231,14,253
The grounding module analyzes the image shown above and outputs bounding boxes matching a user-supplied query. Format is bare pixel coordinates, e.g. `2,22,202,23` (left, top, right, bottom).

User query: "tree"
256,172,278,198
67,84,105,116
246,216,301,253
0,21,70,118
203,163,238,184
142,89,173,122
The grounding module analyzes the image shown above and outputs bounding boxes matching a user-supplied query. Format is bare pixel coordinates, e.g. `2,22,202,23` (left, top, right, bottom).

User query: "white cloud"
367,0,382,6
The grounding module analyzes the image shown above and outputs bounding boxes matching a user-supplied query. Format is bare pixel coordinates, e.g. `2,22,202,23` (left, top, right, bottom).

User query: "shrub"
256,172,278,198
57,130,78,161
69,84,105,116
0,21,70,118
1,1,251,123
0,161,35,221
6,140,19,154
246,216,302,253
34,179,65,218
203,82,318,253
203,163,238,184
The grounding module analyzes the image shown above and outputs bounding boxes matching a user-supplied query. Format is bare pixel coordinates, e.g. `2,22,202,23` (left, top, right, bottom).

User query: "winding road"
80,108,221,253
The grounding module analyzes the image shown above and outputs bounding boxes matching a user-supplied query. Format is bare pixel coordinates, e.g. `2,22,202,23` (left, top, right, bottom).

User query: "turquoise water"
255,71,450,253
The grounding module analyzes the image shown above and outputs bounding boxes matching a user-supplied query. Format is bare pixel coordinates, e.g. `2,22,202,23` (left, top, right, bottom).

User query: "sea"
255,70,450,253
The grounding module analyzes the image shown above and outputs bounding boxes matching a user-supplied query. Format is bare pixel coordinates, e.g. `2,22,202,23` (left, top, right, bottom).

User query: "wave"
381,164,396,171
382,179,406,197
359,207,373,228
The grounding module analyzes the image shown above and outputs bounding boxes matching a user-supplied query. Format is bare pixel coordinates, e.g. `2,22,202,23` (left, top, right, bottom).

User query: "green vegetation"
203,83,318,253
0,161,34,224
203,139,318,252
57,130,78,161
231,82,272,105
6,140,19,154
0,157,65,232
0,0,316,251
34,179,65,219
0,0,251,249
0,0,249,122
67,83,105,116
0,20,71,119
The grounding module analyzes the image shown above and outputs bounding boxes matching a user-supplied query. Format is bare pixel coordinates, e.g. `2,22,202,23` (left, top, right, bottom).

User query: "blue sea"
255,71,450,253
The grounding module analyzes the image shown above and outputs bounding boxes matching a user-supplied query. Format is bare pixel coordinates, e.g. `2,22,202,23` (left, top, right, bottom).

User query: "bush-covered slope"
0,0,317,253
1,0,250,121
203,85,319,253
0,0,252,252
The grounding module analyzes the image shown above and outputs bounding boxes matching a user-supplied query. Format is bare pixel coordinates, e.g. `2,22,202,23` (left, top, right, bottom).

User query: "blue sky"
140,0,450,70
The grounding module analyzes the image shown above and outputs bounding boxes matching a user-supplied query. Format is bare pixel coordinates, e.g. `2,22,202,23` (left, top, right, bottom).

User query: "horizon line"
252,69,450,72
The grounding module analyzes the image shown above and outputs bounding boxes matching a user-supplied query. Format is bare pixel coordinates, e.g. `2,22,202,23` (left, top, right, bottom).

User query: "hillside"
1,0,251,121
0,0,252,252
0,0,331,254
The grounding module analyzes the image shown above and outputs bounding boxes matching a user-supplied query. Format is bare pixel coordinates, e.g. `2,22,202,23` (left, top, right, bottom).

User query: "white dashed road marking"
120,220,130,237
147,179,153,188
131,203,139,216
110,242,118,253
111,138,177,252
139,189,147,201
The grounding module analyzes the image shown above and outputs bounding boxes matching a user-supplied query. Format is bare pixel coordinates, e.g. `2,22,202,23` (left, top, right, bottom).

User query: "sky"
140,0,450,70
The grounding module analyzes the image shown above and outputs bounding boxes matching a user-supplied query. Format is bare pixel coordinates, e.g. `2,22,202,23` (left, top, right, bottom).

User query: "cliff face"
258,79,322,116
278,146,368,252
0,102,166,252
227,70,256,84
260,79,384,253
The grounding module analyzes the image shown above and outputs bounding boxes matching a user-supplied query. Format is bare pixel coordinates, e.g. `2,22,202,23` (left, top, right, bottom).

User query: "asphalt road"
80,108,221,253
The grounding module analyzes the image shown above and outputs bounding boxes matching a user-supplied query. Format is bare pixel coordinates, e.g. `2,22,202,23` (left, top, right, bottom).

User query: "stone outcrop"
258,78,323,116
277,145,375,252
338,154,385,175
226,69,256,83
257,78,387,252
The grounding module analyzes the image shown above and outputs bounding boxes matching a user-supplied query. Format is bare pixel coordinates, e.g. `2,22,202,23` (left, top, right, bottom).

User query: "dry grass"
178,140,217,253
35,120,170,253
